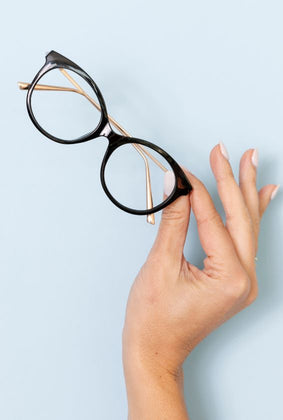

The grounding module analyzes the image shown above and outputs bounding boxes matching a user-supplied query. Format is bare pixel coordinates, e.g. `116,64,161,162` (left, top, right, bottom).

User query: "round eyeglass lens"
104,143,176,212
30,68,102,141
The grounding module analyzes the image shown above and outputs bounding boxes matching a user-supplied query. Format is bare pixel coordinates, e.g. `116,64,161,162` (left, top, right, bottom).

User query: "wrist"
123,346,184,389
123,346,188,420
122,325,185,383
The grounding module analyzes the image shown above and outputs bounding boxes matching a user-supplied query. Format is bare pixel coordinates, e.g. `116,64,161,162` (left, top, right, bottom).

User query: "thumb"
150,169,191,261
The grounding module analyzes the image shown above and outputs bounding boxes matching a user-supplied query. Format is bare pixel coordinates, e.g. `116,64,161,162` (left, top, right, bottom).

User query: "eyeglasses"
18,50,192,225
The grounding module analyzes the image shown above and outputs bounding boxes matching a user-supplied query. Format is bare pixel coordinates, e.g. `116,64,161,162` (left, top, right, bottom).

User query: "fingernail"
271,184,280,200
251,148,258,167
219,142,230,160
164,170,175,196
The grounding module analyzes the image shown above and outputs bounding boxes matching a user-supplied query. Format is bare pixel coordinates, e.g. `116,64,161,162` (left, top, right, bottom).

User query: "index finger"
185,170,238,264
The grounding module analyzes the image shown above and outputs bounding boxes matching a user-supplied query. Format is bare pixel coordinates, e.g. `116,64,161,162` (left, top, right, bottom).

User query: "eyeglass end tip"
17,81,28,90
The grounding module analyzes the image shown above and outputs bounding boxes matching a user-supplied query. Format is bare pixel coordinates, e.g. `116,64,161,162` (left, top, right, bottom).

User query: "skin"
122,143,279,420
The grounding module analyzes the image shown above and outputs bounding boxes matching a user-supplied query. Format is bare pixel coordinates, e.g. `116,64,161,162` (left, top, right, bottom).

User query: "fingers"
210,142,279,280
150,145,279,278
239,149,280,234
210,144,255,266
259,184,280,217
239,149,260,238
184,170,237,263
151,170,191,262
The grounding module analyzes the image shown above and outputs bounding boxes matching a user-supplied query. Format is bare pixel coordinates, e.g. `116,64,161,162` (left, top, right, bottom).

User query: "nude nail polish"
271,185,280,200
251,149,258,167
219,142,230,160
164,170,175,196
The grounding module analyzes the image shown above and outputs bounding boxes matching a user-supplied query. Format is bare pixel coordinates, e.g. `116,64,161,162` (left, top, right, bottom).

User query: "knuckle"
254,216,260,230
240,173,256,187
197,210,221,227
216,169,235,185
245,285,258,306
225,273,250,301
161,205,185,223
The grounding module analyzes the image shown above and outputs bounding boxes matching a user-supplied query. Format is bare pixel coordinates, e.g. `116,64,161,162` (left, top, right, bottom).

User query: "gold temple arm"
17,80,167,172
18,72,167,224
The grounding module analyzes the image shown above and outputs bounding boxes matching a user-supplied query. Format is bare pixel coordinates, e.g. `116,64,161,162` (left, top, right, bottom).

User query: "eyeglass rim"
26,50,109,144
25,50,193,216
100,132,192,216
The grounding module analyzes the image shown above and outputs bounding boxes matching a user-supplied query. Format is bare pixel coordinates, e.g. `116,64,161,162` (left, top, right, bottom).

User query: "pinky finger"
259,184,280,218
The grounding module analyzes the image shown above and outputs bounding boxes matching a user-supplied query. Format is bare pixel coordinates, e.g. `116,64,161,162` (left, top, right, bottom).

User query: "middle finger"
209,143,256,274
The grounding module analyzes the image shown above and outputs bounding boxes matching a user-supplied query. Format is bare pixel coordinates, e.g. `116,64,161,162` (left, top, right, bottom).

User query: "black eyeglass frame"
25,50,193,216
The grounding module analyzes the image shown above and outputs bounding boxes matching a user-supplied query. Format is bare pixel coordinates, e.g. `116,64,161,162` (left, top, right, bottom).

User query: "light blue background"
1,0,282,419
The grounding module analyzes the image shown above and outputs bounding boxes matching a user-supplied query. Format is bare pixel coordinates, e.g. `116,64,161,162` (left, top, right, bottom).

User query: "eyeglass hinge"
100,123,113,138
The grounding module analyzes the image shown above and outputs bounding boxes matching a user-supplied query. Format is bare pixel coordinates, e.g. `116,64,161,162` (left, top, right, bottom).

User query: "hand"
122,143,279,420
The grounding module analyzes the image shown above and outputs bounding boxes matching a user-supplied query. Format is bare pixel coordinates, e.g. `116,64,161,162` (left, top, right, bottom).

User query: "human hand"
122,143,279,419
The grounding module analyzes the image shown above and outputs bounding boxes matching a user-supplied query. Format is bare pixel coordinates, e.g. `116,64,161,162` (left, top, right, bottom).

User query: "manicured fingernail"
219,142,229,160
271,184,280,200
164,170,175,196
251,148,258,167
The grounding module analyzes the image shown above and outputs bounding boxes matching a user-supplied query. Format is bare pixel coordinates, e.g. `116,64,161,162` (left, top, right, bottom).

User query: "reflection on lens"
104,143,176,211
30,68,101,141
